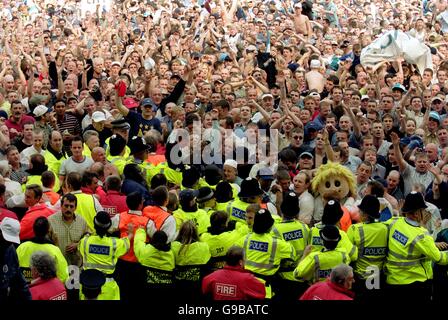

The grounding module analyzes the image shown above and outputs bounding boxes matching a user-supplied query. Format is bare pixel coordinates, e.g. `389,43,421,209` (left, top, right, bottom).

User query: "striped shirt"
48,212,91,267
57,113,81,137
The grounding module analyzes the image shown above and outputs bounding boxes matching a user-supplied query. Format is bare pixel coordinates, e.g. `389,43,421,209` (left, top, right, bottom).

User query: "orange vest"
118,211,150,263
44,191,60,205
339,207,352,232
142,206,170,230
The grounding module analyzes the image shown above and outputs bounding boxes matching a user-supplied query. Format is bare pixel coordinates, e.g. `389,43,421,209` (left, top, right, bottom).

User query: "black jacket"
0,243,31,301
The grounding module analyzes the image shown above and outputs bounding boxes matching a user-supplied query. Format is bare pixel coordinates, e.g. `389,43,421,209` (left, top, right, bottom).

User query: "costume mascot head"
311,161,358,231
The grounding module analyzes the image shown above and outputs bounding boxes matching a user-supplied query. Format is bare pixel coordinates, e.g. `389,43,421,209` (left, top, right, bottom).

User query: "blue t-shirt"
126,110,162,137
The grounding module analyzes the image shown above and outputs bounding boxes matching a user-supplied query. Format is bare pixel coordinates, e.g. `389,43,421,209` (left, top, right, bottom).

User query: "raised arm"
390,131,407,173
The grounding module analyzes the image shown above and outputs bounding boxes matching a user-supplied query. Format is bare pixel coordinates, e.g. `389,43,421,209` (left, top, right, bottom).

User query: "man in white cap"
306,60,325,93
252,93,275,123
33,105,55,149
0,217,31,300
83,111,112,147
223,159,242,188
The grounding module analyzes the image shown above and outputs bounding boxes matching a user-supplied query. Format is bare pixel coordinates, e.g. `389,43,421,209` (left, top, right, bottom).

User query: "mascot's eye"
335,180,341,187
325,181,331,188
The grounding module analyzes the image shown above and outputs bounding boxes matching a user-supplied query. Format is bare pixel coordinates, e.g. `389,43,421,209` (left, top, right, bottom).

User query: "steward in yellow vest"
16,217,68,284
200,210,243,272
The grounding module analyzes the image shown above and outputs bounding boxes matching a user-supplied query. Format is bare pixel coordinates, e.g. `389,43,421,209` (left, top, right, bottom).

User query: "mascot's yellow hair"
311,161,357,198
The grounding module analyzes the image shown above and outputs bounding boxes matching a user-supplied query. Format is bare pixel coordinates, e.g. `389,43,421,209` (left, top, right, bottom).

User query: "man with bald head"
91,147,107,164
386,170,404,202
44,131,67,180
425,143,439,165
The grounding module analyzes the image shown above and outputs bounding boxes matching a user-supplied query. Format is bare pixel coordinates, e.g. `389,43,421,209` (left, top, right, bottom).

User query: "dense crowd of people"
1,0,448,302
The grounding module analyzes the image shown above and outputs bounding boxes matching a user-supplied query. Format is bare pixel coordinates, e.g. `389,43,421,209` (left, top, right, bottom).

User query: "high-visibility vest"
171,241,211,281
118,211,150,263
214,200,233,213
200,230,243,258
78,234,130,300
143,206,171,230
16,241,68,284
107,155,130,176
227,198,267,224
237,232,296,277
272,219,310,281
294,248,350,283
105,137,130,159
310,223,358,262
347,221,388,279
384,217,448,285
172,207,210,235
134,229,175,272
82,143,92,158
73,193,98,232
44,151,66,182
24,174,60,193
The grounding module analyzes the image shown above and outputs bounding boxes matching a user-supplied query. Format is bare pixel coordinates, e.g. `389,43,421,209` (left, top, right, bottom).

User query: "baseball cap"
141,98,157,110
257,167,274,180
261,93,274,100
123,98,139,109
33,105,52,117
246,45,257,52
92,111,106,123
294,2,302,8
361,95,369,101
308,92,321,98
429,111,441,122
111,61,121,68
431,96,443,103
310,60,321,69
300,151,314,159
392,83,406,92
0,217,20,244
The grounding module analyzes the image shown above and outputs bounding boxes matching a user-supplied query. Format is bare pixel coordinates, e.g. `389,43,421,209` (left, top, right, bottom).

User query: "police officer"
107,134,129,175
78,211,132,300
237,208,296,298
79,269,106,300
172,189,210,235
214,181,235,212
294,225,352,283
309,199,358,262
272,192,310,301
385,191,448,301
228,178,276,225
347,195,388,300
127,136,153,184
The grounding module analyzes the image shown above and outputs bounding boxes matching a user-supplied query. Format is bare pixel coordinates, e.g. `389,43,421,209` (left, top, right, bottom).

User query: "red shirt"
0,207,19,221
5,115,35,140
20,204,55,241
300,279,354,300
99,190,128,217
202,265,266,300
30,277,67,300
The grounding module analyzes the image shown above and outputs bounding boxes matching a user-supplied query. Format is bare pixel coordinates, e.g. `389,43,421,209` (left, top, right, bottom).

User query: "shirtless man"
284,2,312,40
305,60,325,93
